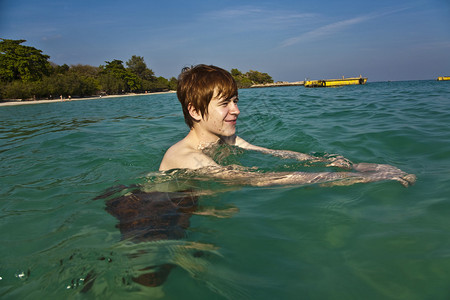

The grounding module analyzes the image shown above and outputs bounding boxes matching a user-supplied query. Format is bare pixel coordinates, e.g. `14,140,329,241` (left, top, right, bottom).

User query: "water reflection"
87,175,245,299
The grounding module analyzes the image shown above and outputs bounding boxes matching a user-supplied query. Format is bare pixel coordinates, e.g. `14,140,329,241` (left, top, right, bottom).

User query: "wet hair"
177,64,238,128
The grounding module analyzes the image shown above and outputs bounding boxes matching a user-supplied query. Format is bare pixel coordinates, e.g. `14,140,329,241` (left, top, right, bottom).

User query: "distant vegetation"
231,68,273,89
0,38,273,100
0,39,176,100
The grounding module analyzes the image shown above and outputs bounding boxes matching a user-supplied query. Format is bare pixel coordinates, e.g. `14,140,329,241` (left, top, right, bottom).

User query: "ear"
188,103,202,122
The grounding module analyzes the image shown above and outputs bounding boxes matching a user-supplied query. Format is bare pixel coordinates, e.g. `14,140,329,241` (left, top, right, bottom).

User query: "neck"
187,127,220,150
187,126,236,150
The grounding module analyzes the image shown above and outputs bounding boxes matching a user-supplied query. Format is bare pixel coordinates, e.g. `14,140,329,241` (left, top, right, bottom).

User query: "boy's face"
200,89,240,138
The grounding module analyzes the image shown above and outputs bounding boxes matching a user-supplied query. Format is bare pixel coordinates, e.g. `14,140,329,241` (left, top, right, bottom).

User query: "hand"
319,172,416,187
325,155,353,169
393,173,416,187
353,163,416,187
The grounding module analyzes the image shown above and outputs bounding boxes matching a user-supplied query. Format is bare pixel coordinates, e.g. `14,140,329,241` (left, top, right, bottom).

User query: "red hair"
177,65,238,128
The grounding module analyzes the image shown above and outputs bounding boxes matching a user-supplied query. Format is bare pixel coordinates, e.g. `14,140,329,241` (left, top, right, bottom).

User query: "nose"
230,102,240,116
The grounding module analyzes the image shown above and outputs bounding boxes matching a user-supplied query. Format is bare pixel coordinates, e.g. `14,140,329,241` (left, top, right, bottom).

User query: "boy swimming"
90,65,415,291
160,64,415,187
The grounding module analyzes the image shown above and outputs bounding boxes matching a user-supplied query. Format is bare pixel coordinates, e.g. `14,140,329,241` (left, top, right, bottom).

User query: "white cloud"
212,7,264,18
280,6,412,47
203,6,318,29
280,15,370,47
41,34,62,41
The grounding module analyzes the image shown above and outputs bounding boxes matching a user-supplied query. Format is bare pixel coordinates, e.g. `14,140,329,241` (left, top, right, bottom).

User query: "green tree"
1,80,32,99
69,64,100,77
231,68,274,88
0,40,189,100
98,73,126,95
0,38,51,82
100,59,141,93
235,76,253,89
126,55,155,81
52,63,69,74
151,76,171,92
231,68,252,88
168,77,178,90
231,68,242,77
246,70,273,84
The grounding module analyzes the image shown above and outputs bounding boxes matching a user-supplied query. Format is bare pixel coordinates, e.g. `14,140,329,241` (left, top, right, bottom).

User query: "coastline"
0,91,176,107
250,81,304,88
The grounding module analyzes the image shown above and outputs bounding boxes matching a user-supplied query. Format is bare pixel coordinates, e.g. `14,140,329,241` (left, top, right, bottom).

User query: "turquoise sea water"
1,80,450,299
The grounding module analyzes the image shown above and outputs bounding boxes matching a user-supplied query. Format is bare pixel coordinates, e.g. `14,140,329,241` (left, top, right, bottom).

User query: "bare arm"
197,136,416,187
161,136,415,187
235,136,313,160
234,136,353,168
190,164,416,188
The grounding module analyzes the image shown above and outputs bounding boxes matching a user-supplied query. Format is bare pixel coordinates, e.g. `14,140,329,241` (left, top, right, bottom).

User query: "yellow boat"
437,76,450,81
304,76,367,88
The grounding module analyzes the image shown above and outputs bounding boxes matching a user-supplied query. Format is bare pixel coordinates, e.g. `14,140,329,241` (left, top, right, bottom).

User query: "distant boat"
437,76,450,81
304,76,367,88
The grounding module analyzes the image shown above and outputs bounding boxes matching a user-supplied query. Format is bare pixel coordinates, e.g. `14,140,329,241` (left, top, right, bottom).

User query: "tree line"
231,68,273,88
0,38,273,101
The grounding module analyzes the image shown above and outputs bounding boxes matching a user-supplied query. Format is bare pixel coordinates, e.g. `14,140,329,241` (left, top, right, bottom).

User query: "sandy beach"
0,91,176,107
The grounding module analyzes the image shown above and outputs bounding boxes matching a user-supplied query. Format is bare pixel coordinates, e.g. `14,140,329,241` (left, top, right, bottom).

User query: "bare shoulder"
159,140,217,171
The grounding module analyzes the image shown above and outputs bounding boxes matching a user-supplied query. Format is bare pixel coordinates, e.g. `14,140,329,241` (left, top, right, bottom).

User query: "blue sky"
1,0,449,82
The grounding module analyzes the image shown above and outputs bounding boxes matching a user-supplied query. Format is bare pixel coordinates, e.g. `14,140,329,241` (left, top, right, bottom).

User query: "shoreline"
250,81,304,88
0,91,176,107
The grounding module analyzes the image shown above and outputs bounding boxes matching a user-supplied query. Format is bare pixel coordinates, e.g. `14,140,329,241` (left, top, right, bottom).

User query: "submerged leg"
131,264,176,287
103,188,199,287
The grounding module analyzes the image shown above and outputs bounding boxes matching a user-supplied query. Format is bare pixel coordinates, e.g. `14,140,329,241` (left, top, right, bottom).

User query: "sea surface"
1,80,449,299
